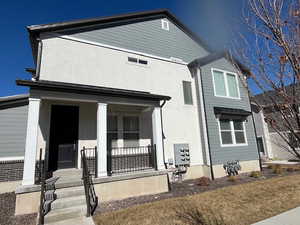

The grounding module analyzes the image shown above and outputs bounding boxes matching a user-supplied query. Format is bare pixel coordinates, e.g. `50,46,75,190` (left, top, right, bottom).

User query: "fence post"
94,146,98,178
153,145,157,170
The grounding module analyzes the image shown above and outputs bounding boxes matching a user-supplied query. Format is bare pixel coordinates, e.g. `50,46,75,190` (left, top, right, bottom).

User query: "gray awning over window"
214,107,251,120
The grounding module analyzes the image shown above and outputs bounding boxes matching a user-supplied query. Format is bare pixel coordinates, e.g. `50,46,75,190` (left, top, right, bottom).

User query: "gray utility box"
174,143,190,166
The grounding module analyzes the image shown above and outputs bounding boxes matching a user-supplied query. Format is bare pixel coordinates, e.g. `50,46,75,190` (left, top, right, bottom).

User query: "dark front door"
49,105,79,170
257,137,265,154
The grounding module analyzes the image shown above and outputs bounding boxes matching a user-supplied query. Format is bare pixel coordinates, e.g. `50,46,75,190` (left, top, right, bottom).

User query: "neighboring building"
252,86,300,160
0,10,260,216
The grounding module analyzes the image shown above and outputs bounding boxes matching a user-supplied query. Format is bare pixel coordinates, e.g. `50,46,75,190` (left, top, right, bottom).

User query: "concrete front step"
51,195,86,210
45,205,87,224
55,186,85,199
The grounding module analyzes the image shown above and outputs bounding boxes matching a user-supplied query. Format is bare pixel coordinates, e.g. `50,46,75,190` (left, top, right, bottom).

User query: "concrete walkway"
45,217,95,225
252,206,300,225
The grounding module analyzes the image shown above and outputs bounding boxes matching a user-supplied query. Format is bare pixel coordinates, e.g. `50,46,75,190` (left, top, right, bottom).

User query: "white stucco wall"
38,37,204,167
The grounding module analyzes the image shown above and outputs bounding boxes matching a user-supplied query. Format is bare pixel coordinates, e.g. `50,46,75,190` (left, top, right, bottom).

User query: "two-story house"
0,10,260,217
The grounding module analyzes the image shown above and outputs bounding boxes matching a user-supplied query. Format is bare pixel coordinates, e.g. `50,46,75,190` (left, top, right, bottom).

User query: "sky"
0,0,246,96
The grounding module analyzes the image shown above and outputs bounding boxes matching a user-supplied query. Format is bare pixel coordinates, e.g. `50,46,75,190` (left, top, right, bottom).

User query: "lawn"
94,174,300,225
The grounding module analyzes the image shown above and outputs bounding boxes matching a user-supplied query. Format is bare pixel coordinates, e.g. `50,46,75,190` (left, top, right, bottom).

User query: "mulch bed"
97,167,300,214
0,192,37,225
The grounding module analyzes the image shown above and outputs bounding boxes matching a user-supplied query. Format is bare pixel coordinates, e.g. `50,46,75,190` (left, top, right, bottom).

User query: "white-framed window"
212,68,240,99
161,19,169,31
123,116,140,147
182,81,193,105
218,119,247,147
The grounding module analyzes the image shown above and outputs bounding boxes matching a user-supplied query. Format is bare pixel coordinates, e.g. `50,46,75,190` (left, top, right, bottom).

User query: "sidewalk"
252,206,300,225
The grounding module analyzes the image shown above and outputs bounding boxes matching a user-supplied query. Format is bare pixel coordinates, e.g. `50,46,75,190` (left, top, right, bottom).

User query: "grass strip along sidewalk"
94,174,300,225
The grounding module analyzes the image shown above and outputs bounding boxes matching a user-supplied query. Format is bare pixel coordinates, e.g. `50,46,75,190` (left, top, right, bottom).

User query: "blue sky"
0,0,245,96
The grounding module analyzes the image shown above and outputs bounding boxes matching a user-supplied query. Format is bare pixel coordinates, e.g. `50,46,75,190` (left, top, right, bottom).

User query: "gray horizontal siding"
60,17,208,63
201,58,259,165
0,105,28,157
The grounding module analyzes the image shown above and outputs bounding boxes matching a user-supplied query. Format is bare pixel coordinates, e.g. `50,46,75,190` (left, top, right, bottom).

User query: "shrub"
197,177,211,186
175,201,228,225
227,176,238,182
272,164,283,174
249,171,262,178
286,167,295,172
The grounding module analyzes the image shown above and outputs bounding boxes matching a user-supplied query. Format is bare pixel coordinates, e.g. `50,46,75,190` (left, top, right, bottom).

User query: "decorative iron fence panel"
81,147,98,178
107,145,156,175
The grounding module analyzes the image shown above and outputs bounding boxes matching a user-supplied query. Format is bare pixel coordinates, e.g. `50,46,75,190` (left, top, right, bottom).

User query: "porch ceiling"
16,79,171,101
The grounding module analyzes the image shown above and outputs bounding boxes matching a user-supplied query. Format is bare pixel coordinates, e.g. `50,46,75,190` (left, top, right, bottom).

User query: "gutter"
33,38,43,81
159,100,167,168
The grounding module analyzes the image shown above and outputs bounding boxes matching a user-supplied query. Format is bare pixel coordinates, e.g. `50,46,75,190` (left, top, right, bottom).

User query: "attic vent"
128,57,148,66
161,19,169,31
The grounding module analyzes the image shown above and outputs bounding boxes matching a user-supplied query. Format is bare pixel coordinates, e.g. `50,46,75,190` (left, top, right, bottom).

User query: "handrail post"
38,148,45,225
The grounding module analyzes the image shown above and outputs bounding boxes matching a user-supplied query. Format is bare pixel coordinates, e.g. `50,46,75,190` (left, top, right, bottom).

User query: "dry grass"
94,174,300,225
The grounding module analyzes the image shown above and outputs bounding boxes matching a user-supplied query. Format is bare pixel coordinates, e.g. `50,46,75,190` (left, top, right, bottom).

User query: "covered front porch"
18,80,170,186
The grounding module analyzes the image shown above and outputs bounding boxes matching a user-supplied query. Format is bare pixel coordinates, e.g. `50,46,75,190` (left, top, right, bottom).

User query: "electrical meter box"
174,143,190,166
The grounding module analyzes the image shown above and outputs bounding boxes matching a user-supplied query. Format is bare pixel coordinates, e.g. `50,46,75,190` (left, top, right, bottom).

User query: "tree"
230,0,300,159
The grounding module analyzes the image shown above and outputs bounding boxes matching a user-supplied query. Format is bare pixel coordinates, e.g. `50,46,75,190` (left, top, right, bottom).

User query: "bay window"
212,69,240,98
218,119,247,146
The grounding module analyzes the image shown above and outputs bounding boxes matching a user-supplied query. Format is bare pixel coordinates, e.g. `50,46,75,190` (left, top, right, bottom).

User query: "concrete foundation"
15,191,40,215
213,160,260,178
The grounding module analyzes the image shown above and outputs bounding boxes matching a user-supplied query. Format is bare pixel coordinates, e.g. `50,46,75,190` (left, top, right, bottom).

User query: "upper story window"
161,19,169,31
218,119,247,147
182,81,193,105
212,69,240,99
128,57,148,66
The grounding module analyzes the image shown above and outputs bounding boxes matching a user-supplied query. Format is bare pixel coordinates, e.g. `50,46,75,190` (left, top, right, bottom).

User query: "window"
218,119,247,146
128,57,138,63
161,19,169,31
123,116,140,147
107,116,118,148
182,81,193,105
128,57,148,66
212,69,240,98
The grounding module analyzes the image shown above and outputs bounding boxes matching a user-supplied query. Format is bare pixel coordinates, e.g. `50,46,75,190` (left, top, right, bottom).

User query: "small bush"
249,171,262,178
175,201,228,225
227,176,238,182
286,167,295,172
197,177,211,186
272,165,283,174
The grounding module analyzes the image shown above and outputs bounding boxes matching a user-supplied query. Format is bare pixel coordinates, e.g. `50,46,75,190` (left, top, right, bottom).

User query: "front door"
49,105,79,170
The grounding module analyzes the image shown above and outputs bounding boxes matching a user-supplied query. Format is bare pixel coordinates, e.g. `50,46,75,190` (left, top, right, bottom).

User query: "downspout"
198,68,215,180
160,100,167,168
33,38,43,81
249,98,263,171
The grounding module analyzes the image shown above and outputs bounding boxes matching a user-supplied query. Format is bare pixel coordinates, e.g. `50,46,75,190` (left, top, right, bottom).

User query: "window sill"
220,143,248,147
214,95,241,100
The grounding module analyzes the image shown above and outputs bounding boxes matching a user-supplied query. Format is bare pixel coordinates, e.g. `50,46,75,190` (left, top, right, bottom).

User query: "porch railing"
81,149,98,216
82,147,98,178
107,145,157,175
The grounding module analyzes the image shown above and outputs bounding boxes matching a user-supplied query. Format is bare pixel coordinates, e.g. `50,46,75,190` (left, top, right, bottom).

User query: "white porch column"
152,107,165,170
22,98,41,185
97,103,107,177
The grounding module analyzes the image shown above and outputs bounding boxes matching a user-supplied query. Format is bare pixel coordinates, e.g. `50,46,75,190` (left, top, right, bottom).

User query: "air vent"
161,19,169,31
128,57,148,66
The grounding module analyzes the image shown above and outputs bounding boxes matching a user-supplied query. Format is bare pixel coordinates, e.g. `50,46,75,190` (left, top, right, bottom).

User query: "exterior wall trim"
0,156,24,162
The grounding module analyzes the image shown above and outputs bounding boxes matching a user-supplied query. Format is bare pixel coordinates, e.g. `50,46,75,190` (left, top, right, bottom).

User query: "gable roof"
28,9,212,61
188,51,251,76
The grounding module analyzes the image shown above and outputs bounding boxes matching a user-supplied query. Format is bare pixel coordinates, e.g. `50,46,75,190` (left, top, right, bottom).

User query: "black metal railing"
81,149,98,217
38,148,46,225
82,146,98,178
107,145,157,175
